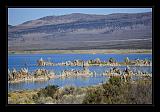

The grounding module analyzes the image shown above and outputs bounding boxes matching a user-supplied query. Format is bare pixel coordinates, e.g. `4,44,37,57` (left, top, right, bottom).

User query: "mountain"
8,25,14,29
8,12,152,50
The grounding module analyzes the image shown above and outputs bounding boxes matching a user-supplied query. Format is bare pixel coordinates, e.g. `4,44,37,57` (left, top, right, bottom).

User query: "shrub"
62,86,76,95
8,79,152,104
60,94,75,104
108,77,122,86
16,97,34,104
82,78,152,104
44,97,54,104
125,80,152,104
37,85,59,98
82,87,104,104
32,94,38,102
55,94,84,104
102,82,124,104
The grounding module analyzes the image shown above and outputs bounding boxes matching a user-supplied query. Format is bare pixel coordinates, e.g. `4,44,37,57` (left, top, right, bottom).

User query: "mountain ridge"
8,12,152,50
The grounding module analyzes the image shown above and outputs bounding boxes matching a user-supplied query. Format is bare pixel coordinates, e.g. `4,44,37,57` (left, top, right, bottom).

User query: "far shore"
8,49,152,54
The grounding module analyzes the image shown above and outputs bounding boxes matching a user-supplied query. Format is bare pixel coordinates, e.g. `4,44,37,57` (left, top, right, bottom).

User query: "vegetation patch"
8,77,152,104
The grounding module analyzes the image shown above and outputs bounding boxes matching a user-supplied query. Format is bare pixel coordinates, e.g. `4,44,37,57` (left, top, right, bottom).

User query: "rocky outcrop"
37,58,54,66
60,67,93,78
8,66,152,83
8,68,56,83
103,66,151,82
8,68,31,81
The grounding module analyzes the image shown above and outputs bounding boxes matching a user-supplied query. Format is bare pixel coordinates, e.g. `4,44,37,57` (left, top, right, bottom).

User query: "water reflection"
8,76,109,92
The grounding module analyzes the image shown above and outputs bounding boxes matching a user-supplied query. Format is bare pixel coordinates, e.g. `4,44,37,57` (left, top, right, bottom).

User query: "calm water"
8,54,152,91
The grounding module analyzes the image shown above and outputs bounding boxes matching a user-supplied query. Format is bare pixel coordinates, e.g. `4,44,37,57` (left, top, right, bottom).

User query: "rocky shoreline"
37,57,152,67
8,66,152,84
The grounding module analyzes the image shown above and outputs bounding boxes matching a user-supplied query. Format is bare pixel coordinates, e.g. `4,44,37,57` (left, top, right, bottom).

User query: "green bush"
37,85,59,98
125,80,152,104
82,87,104,104
108,77,122,86
8,79,152,104
82,78,152,104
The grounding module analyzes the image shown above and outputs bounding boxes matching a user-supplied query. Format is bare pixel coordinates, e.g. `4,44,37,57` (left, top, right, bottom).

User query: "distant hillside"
8,25,14,29
8,12,152,50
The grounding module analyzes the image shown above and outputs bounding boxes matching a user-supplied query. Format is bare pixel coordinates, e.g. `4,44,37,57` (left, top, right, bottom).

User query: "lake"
8,54,152,91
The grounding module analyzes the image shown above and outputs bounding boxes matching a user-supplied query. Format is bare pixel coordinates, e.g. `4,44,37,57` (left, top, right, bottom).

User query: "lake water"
8,54,152,91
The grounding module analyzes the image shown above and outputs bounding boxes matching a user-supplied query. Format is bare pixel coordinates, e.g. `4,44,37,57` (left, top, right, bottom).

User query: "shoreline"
8,49,152,54
8,66,152,84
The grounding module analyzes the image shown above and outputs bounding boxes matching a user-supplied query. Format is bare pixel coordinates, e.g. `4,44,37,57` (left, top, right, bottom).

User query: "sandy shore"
8,49,152,54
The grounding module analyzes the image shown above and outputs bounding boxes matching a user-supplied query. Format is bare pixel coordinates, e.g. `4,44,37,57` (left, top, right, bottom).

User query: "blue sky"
8,8,152,26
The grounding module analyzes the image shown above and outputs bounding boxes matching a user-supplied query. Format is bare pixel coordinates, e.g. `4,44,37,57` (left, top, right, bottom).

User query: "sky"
8,8,152,26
